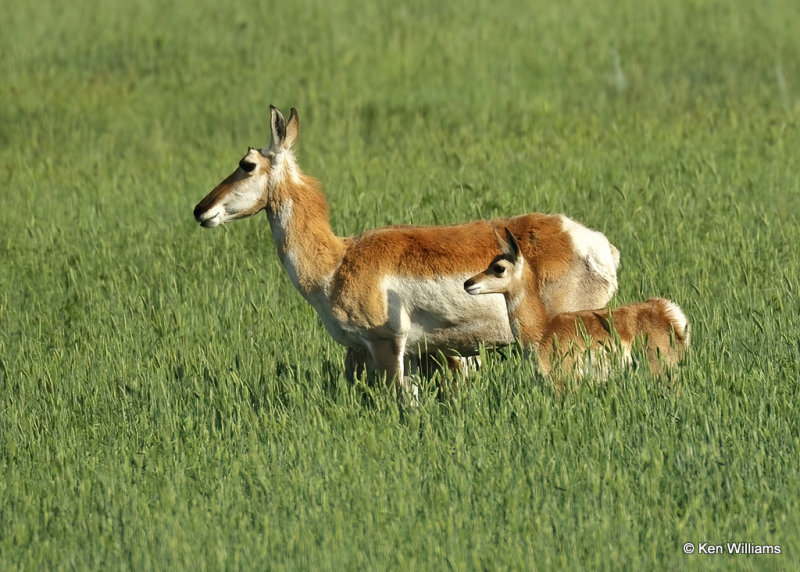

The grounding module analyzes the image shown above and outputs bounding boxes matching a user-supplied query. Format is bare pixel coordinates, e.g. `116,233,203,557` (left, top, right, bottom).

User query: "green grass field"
2,0,799,568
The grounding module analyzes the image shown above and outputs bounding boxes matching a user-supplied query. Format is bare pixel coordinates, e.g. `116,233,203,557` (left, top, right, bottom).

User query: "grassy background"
2,0,799,568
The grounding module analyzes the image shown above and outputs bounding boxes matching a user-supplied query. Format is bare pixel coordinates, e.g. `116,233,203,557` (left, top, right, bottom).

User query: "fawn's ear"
268,105,287,151
494,228,511,256
503,228,521,260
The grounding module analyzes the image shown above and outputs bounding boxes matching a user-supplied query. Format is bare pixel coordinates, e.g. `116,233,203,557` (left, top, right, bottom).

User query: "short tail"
653,298,689,344
647,298,690,371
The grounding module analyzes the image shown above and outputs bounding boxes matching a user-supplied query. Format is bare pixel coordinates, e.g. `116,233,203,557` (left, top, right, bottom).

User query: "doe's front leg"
367,337,418,405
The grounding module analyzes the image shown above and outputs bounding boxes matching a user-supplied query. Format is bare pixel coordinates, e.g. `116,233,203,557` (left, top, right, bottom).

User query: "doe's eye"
492,263,506,275
239,160,256,173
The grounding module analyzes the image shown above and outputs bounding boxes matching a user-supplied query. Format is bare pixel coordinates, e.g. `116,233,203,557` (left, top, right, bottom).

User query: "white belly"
381,275,514,354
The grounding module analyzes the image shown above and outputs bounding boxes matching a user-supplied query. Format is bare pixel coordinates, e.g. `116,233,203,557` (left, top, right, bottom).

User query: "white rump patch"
559,215,619,287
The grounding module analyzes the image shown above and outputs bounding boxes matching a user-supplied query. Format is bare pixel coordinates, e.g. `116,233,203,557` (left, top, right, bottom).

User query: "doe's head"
193,105,300,228
464,228,524,296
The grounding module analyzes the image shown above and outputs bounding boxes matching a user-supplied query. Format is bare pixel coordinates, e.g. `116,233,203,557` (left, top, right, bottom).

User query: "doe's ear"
283,108,299,149
269,105,286,150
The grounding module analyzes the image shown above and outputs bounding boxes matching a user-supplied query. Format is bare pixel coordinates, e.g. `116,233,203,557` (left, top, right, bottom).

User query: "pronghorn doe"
464,229,689,387
193,106,621,396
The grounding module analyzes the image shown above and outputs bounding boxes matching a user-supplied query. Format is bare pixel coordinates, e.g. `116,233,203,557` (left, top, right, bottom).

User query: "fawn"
464,229,689,386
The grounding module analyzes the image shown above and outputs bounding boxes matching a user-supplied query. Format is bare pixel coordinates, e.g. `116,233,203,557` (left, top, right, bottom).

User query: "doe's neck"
265,168,346,296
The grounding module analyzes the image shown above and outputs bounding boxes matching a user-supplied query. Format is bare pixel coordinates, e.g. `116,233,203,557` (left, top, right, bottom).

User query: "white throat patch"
269,150,301,190
269,198,294,244
267,199,301,291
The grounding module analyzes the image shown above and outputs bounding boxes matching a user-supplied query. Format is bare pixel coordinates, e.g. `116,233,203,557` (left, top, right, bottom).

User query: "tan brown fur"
329,214,573,330
539,299,690,381
268,175,348,294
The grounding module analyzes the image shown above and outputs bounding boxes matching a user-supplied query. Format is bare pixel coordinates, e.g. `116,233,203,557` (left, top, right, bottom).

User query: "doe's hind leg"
345,345,372,382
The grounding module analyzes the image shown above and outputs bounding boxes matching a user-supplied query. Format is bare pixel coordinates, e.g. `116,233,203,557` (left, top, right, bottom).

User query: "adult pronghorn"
193,106,621,395
464,229,689,387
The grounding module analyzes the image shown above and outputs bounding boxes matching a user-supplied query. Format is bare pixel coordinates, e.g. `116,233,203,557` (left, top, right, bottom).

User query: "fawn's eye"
492,263,506,275
239,160,256,173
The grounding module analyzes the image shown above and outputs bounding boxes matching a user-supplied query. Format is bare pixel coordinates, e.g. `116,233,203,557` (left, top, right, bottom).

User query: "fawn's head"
464,228,525,296
194,106,300,228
